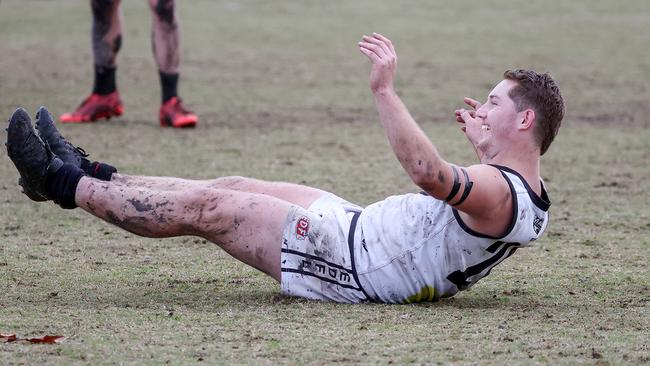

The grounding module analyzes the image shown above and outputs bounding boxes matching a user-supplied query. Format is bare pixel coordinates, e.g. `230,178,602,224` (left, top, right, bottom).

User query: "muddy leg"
148,0,179,74
91,0,123,67
110,174,326,209
75,176,291,279
110,173,205,191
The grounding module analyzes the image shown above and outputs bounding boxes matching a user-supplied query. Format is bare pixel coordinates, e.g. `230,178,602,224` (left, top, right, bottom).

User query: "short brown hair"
503,69,565,155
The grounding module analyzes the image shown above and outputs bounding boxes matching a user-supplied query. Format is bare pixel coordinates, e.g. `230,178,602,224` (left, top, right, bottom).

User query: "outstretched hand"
455,97,482,133
455,97,487,161
358,33,397,93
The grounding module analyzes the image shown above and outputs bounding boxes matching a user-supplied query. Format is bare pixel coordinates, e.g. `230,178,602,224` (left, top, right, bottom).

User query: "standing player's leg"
148,0,198,128
60,0,125,123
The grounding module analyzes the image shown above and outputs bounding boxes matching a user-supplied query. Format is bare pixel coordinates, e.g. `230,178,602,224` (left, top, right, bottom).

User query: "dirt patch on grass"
572,104,650,128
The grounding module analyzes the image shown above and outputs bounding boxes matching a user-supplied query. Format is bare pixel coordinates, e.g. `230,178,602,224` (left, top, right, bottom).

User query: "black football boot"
6,107,63,201
35,106,90,168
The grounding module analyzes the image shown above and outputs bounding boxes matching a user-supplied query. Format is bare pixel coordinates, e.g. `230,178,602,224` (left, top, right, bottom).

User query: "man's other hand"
455,97,482,132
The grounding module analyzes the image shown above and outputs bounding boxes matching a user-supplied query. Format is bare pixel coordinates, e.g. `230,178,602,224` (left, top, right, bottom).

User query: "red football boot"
60,91,124,123
159,97,198,128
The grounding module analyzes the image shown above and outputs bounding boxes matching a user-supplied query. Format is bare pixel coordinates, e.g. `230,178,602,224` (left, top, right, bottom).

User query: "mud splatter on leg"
91,0,122,67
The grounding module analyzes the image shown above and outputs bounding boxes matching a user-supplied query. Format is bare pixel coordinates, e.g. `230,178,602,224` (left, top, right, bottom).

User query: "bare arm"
358,34,513,235
358,33,450,198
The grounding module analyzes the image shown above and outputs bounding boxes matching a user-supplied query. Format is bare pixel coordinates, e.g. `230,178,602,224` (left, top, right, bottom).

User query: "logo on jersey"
296,216,310,240
533,216,544,234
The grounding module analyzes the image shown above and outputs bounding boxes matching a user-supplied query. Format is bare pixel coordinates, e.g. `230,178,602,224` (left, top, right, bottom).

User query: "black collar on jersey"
489,164,551,212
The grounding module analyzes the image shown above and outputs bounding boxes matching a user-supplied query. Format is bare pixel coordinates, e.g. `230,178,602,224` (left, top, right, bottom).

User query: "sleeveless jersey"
354,165,551,303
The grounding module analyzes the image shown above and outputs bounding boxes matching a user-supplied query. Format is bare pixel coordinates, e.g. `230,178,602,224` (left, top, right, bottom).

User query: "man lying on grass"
6,33,564,303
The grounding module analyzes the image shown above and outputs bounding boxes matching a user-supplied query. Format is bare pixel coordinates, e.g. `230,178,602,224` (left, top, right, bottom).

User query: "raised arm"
358,33,513,236
358,33,449,198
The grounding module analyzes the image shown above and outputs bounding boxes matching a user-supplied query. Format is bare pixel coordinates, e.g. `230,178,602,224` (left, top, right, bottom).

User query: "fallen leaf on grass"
1,334,17,342
26,335,65,344
0,334,64,344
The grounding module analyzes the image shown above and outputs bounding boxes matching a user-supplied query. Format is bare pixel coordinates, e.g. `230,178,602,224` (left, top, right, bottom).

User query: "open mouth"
481,124,490,131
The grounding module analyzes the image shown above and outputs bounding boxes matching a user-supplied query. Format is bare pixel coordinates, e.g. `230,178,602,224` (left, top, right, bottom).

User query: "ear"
517,108,535,131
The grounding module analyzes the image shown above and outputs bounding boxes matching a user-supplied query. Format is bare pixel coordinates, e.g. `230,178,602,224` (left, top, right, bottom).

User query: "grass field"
1,0,649,364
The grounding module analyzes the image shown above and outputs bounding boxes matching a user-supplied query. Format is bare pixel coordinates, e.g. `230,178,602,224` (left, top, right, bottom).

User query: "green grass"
1,0,649,364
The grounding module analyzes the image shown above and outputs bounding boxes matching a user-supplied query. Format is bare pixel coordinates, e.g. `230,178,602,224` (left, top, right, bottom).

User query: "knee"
183,188,232,220
149,0,176,24
183,187,225,209
181,188,237,235
91,0,119,17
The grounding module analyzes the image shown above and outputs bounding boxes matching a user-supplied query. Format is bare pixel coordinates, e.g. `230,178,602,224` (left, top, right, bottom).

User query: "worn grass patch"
1,0,649,364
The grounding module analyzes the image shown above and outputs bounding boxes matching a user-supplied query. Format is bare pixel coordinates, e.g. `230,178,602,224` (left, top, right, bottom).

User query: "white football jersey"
354,165,550,303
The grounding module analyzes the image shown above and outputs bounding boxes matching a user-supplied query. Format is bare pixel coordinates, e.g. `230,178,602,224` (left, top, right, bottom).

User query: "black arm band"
444,166,461,202
451,168,474,206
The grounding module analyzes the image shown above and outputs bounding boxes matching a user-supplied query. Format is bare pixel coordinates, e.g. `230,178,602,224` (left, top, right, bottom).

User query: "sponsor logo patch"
296,216,310,240
533,216,544,234
300,259,352,284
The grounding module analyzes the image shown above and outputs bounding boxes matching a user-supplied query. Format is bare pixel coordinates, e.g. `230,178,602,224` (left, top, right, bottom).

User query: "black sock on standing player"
159,71,179,103
93,65,117,95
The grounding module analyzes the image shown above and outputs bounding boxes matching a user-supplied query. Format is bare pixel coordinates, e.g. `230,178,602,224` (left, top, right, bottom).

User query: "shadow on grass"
50,281,535,312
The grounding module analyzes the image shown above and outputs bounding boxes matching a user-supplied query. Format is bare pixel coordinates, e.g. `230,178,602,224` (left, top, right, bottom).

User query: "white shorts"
280,193,369,303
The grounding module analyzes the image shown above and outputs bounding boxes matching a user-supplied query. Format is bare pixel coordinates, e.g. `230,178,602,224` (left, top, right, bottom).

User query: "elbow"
412,174,436,191
408,158,446,192
409,166,437,191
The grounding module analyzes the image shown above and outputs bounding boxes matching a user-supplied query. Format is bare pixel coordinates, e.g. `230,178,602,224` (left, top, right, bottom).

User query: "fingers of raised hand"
358,44,381,63
361,34,396,64
454,110,467,132
371,33,396,56
359,40,388,60
358,42,380,58
455,108,476,123
360,38,390,61
463,97,482,110
455,110,465,123
359,44,394,69
458,108,477,124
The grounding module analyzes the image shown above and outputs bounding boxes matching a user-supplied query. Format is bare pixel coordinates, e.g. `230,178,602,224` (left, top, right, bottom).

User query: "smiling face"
470,79,522,159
